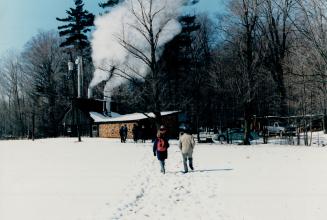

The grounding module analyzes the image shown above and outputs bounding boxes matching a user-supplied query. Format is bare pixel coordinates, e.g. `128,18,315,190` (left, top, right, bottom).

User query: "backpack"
157,138,167,152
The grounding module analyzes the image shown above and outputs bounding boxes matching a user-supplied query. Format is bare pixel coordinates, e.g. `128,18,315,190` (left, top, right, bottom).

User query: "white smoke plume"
90,0,185,97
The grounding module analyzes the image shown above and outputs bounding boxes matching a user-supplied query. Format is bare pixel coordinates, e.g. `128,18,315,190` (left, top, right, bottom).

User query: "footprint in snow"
208,194,216,198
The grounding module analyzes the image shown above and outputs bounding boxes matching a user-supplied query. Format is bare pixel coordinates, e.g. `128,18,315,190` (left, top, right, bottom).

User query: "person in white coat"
178,130,195,173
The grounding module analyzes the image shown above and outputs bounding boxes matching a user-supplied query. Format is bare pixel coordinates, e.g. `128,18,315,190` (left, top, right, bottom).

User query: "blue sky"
0,0,225,56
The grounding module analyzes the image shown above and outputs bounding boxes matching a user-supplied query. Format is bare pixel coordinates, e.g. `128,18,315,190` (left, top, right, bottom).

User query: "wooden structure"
60,98,110,137
60,99,181,139
96,111,180,139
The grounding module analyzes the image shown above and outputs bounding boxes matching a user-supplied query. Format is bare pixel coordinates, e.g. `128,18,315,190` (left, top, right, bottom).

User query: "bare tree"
114,0,182,128
294,0,327,132
188,14,215,141
260,0,296,116
22,31,66,137
0,52,27,137
225,0,264,144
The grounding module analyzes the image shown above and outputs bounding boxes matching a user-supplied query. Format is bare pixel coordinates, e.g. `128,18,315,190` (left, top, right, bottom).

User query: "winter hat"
160,125,166,131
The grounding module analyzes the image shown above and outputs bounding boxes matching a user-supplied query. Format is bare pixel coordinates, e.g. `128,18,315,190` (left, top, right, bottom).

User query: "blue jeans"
159,160,165,174
182,154,193,172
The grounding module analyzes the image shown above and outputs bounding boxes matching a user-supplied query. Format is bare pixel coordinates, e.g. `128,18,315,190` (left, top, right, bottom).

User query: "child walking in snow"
153,130,169,174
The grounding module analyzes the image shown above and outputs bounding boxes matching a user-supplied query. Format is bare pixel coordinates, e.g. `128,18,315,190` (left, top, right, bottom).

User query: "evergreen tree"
56,0,94,53
159,15,200,110
99,0,121,9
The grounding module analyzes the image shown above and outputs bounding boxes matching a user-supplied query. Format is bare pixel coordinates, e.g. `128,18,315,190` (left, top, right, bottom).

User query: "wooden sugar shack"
60,98,180,139
94,111,180,139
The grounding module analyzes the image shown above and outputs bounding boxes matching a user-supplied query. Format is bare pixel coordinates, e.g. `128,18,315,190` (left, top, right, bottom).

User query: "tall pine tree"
99,0,121,9
56,0,94,54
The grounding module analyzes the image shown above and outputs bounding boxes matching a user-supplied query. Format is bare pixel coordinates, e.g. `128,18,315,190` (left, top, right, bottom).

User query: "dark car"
212,128,259,142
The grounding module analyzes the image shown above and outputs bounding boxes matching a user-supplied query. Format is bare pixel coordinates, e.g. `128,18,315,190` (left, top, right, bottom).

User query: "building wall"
61,108,93,137
98,113,180,139
99,122,135,138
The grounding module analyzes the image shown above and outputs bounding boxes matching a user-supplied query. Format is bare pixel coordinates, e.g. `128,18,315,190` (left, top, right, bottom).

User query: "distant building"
59,98,115,137
94,111,180,139
60,98,181,139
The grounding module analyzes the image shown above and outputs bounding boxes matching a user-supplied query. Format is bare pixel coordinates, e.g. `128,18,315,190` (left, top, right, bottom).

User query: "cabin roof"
90,111,179,123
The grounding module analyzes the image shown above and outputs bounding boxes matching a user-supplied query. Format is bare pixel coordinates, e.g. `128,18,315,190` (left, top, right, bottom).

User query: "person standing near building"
153,131,169,174
132,124,138,143
140,125,146,143
179,129,195,173
123,124,128,143
119,125,124,143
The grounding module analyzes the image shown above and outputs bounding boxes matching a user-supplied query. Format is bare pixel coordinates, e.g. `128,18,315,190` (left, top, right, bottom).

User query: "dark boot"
189,158,194,170
183,156,188,173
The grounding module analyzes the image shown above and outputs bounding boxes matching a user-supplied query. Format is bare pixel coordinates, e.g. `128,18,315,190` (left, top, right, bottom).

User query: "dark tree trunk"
277,70,288,116
243,102,252,145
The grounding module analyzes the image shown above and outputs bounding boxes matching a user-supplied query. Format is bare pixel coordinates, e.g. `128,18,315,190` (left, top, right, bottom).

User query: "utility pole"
68,54,82,142
75,56,82,142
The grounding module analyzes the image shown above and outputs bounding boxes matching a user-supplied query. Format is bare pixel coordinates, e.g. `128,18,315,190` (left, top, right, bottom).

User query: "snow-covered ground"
1,136,327,220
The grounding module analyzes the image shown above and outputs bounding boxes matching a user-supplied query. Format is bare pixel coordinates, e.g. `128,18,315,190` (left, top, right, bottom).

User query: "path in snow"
110,141,232,220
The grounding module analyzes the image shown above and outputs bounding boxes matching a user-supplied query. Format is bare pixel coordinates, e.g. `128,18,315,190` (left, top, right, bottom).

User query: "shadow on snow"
167,168,233,174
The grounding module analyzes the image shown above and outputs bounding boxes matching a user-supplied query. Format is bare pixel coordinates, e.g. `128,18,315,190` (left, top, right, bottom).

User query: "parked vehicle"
212,128,259,143
198,128,215,143
264,122,285,134
264,122,295,136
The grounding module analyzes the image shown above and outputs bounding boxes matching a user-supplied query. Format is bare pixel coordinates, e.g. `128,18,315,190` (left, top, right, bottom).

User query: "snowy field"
1,137,327,220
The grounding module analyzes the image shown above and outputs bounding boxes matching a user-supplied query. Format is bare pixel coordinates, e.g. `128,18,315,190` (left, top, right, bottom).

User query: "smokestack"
88,87,93,99
102,96,111,117
103,89,112,116
106,97,112,117
76,56,83,98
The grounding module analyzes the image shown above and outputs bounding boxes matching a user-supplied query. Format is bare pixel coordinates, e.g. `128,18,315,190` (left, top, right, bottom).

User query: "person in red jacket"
153,131,169,174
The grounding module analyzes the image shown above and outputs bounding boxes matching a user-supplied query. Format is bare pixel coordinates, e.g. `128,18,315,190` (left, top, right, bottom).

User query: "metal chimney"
87,87,93,99
103,89,112,116
105,96,112,117
76,56,83,98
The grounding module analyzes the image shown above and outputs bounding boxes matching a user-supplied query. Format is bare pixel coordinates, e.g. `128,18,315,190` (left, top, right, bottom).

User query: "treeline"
0,0,99,138
1,0,327,139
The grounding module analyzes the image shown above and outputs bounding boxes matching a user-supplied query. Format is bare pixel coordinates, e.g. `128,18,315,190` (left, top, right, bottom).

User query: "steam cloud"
90,0,185,97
